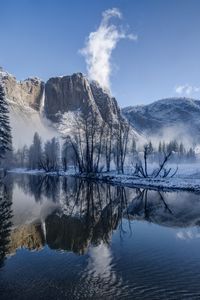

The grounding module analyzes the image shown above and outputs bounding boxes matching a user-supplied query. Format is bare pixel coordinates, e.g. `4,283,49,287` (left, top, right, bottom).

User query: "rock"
44,73,124,127
90,80,122,124
44,73,99,122
0,70,45,111
0,68,141,145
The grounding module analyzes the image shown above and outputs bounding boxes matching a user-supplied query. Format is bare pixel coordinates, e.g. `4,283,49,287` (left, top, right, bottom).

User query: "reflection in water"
126,188,200,228
14,174,60,202
1,174,200,299
0,176,13,267
0,175,129,258
1,174,200,258
9,223,45,253
87,242,113,278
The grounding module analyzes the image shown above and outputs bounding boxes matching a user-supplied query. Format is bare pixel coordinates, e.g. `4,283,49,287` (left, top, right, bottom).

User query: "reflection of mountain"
46,214,90,254
6,176,126,254
9,223,45,253
46,183,126,254
3,174,200,260
5,176,128,256
126,189,200,228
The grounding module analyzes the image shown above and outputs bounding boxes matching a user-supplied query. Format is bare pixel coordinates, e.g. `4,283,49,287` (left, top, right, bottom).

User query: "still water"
1,174,200,299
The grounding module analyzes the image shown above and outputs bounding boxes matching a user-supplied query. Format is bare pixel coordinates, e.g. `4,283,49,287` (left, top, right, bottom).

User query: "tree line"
0,82,197,176
10,112,197,176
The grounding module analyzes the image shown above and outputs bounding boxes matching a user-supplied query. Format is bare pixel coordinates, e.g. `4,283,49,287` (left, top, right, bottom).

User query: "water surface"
0,174,200,299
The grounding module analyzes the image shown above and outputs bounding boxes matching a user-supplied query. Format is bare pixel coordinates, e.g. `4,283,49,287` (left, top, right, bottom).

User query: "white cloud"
175,84,200,95
80,8,137,90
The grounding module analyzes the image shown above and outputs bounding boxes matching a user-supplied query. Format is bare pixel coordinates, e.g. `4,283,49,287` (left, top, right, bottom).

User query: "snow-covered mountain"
122,98,200,144
0,69,140,148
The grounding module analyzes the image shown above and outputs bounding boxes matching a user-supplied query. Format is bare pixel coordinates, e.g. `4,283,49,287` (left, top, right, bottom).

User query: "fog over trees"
0,82,197,177
7,110,197,177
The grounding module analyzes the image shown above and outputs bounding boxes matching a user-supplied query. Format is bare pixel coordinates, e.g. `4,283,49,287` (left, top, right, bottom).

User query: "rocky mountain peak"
44,72,122,126
1,69,141,145
1,69,45,111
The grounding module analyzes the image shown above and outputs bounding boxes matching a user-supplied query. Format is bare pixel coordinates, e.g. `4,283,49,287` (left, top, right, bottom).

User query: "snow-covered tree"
0,83,12,161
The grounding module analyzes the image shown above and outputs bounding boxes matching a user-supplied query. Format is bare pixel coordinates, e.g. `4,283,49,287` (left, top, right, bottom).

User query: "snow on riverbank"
7,163,200,192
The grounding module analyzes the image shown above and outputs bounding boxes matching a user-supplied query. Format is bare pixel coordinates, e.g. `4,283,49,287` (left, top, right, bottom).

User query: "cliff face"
0,68,140,145
0,70,56,147
1,71,45,111
44,73,122,125
45,73,99,122
90,80,121,124
1,69,123,126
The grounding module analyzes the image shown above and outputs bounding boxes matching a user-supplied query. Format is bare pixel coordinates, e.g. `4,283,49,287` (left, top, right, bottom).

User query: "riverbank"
7,163,200,192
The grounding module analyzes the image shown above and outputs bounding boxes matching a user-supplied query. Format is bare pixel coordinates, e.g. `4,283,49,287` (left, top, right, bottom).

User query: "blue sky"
1,0,200,107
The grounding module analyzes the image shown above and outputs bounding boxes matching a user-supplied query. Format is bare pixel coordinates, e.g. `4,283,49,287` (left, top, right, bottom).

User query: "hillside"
122,98,200,143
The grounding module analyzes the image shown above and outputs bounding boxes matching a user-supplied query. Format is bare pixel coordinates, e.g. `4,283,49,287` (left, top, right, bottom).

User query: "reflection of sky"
127,190,200,228
87,242,113,278
176,227,200,240
3,175,200,299
11,184,59,227
81,242,125,295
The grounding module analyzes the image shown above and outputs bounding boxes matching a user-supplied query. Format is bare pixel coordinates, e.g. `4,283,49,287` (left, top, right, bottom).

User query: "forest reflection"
1,174,200,266
0,175,13,267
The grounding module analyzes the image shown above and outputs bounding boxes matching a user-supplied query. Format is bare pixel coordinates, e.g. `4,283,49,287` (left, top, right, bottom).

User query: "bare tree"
114,122,130,174
62,111,106,174
104,122,113,172
134,147,178,178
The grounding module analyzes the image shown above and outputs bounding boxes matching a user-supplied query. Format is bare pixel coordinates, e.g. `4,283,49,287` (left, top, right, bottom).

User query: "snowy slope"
122,98,200,143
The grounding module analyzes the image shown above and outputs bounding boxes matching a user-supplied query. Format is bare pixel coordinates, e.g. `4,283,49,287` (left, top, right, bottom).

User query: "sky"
1,0,200,107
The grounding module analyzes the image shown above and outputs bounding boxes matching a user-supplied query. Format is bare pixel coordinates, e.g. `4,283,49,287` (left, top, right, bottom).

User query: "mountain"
122,98,200,144
0,69,139,147
44,73,121,124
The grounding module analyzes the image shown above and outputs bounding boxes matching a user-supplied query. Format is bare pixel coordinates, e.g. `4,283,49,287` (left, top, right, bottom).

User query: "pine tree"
0,83,12,160
148,141,154,154
28,132,42,169
162,142,166,153
179,142,185,156
158,141,162,153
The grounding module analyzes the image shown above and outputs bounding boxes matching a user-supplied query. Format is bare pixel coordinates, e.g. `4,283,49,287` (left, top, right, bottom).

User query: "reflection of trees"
0,177,13,267
46,180,128,254
15,174,60,203
9,176,130,255
126,189,176,225
5,174,200,257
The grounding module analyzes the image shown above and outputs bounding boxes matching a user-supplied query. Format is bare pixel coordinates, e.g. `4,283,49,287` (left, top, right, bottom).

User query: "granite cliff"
0,68,137,146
